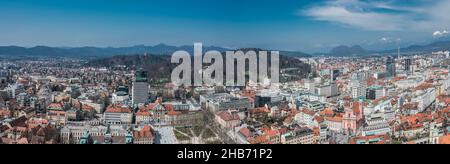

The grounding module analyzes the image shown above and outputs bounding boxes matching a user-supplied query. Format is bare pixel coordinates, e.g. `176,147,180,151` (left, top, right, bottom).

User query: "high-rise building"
386,56,396,77
316,83,339,98
351,80,367,99
331,69,340,82
132,70,149,105
366,85,385,100
404,58,412,72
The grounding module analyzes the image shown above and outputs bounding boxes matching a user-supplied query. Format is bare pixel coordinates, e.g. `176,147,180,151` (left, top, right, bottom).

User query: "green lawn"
175,127,193,137
192,126,203,137
174,130,190,141
202,128,216,139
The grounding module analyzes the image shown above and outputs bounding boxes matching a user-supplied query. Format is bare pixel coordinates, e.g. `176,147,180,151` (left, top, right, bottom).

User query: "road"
154,126,178,144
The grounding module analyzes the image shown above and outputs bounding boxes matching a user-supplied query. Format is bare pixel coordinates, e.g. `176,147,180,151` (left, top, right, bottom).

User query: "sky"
1,0,450,53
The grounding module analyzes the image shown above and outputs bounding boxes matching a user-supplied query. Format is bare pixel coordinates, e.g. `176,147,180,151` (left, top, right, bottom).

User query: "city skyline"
1,0,450,53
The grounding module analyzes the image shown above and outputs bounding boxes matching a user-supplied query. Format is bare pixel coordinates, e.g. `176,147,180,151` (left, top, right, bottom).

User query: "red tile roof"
250,107,270,115
134,125,154,139
216,111,240,121
81,104,95,112
136,109,152,116
47,103,63,110
239,127,253,138
314,116,324,123
320,108,335,117
439,135,450,144
301,108,316,116
325,116,343,122
105,105,132,113
265,129,280,137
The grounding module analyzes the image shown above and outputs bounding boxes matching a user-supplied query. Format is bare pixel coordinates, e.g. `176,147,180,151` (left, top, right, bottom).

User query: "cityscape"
1,0,450,145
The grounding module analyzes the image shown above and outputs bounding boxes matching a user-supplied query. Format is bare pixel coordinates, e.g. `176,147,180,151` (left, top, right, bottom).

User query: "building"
366,85,385,100
202,93,253,113
165,110,204,127
66,109,82,121
132,70,149,105
133,125,155,144
342,109,357,135
294,108,317,128
61,125,132,144
404,58,412,72
46,103,67,126
412,88,436,112
331,69,340,81
135,105,152,125
215,111,241,130
103,105,133,125
349,134,390,144
386,56,396,77
316,83,339,98
324,116,343,132
351,80,367,99
361,113,391,136
255,91,284,107
301,101,325,112
112,86,130,105
281,128,315,144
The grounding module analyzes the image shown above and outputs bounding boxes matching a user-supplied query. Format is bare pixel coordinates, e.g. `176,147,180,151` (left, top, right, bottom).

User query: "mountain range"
0,44,310,58
329,40,450,57
1,39,450,58
0,44,230,58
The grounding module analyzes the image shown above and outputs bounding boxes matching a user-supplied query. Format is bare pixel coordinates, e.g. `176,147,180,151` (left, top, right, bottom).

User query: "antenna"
397,47,400,60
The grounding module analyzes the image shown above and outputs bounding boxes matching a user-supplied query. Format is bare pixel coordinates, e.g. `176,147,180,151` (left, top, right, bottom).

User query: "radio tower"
397,47,400,60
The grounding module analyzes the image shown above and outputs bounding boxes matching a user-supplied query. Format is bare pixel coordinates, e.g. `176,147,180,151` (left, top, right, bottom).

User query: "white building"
294,109,317,128
316,83,339,98
324,117,343,132
413,88,436,112
350,80,367,99
112,93,129,105
361,113,391,136
103,105,133,125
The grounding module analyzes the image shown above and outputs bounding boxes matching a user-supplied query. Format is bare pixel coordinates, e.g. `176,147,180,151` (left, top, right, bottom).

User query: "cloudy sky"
0,0,449,53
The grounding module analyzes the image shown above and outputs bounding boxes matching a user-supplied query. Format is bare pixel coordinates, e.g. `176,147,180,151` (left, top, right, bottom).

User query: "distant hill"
328,45,371,56
85,54,174,80
85,49,312,82
279,51,311,57
382,40,450,54
328,40,450,56
324,40,450,56
0,44,232,58
5,39,450,58
0,44,310,58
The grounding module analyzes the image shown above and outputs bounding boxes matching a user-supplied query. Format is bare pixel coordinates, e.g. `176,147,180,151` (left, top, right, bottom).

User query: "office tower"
404,58,412,72
351,80,366,99
331,69,340,82
366,86,385,100
132,70,149,105
386,56,396,77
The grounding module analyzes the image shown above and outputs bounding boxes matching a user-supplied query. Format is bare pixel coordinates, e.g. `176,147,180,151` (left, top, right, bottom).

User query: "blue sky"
1,0,450,53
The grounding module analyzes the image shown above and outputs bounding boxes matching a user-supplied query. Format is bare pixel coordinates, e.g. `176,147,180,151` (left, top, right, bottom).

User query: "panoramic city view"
1,0,450,145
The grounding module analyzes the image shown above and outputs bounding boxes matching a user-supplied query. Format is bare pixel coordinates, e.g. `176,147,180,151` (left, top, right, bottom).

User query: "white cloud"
303,5,407,31
379,37,401,43
433,30,449,38
302,0,450,32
